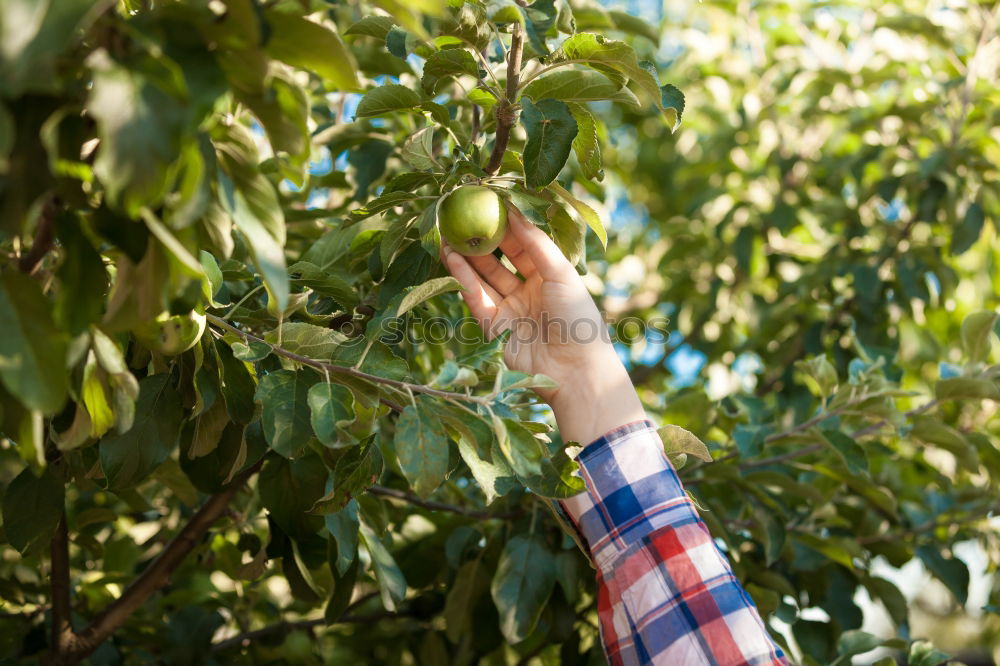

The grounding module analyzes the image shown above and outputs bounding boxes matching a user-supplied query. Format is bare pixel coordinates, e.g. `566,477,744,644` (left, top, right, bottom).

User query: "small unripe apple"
131,310,207,355
438,185,508,256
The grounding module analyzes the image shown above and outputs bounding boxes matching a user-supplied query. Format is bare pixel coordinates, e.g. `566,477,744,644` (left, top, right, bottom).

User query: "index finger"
504,207,575,283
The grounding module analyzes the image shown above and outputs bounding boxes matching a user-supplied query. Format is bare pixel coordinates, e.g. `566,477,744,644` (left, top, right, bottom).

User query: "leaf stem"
368,485,520,520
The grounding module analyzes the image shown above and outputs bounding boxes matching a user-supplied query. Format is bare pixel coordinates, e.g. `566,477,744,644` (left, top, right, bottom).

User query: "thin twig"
57,459,265,662
368,485,520,520
484,22,524,175
207,314,490,405
19,196,59,275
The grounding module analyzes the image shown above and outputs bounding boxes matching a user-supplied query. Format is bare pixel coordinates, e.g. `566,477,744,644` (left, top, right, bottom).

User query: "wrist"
549,352,646,446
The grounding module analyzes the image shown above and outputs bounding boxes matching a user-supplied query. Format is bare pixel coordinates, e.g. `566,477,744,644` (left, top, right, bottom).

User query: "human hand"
441,208,646,445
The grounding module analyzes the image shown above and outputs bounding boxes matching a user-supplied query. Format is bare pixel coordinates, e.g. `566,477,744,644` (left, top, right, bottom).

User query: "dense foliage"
0,0,997,663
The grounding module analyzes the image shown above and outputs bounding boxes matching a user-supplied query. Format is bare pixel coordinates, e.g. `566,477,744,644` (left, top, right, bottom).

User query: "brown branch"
49,513,73,659
367,485,520,520
19,196,59,275
56,459,265,663
484,22,524,175
207,314,488,405
211,594,406,653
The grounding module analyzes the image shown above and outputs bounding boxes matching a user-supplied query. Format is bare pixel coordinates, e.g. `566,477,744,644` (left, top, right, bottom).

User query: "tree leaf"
608,10,659,44
324,498,359,576
547,181,606,247
264,323,349,361
264,10,359,91
522,69,627,104
546,200,585,265
950,202,985,255
397,277,464,316
521,98,578,190
356,84,422,118
566,102,603,181
255,369,318,458
216,340,257,424
499,419,545,478
99,373,183,489
259,452,326,540
344,16,398,40
445,558,488,643
1,465,64,553
916,545,969,605
421,48,478,94
490,535,556,643
308,382,355,447
960,311,996,365
401,127,438,171
935,377,1000,401
359,521,407,611
312,437,383,512
658,424,712,462
0,271,69,413
395,397,450,497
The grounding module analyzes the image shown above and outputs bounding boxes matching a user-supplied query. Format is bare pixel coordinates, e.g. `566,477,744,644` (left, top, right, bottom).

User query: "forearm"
547,347,646,445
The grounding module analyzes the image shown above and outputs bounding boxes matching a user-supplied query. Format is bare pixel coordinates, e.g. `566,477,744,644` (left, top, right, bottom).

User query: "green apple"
132,310,207,355
438,185,508,256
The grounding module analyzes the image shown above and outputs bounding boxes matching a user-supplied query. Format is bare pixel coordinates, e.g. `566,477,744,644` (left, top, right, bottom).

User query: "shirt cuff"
558,419,701,572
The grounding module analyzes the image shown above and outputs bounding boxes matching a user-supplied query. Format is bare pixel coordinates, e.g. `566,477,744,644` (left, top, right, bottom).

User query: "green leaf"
499,419,545,478
395,397,450,497
608,10,659,44
359,521,407,611
99,374,183,489
546,200,585,265
445,558,488,643
491,535,556,643
821,430,868,475
960,311,996,365
467,87,497,110
308,382,355,447
264,10,359,91
356,84,422,118
910,416,978,473
216,340,257,424
916,545,969,605
1,466,64,553
421,49,478,94
397,277,464,316
54,218,109,335
566,102,603,181
548,181,607,248
86,50,188,216
255,369,319,458
0,271,69,413
908,641,951,666
235,72,310,167
935,376,1000,401
264,323,349,361
659,83,685,132
401,127,438,171
520,0,557,54
345,16,398,40
658,424,712,462
522,70,630,104
313,437,383,512
259,453,326,540
951,202,985,255
351,190,418,220
324,498,359,576
521,98,578,190
288,261,358,309
523,448,585,498
385,26,411,59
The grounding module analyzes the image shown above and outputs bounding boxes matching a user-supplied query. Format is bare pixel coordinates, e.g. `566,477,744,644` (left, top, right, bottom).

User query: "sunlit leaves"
308,382,355,447
359,521,407,611
521,98,578,189
959,311,996,365
421,49,478,94
356,84,422,118
397,277,464,316
658,424,713,463
264,10,360,91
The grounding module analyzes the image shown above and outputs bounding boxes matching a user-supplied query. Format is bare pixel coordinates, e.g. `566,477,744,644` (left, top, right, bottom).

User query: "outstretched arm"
442,209,789,665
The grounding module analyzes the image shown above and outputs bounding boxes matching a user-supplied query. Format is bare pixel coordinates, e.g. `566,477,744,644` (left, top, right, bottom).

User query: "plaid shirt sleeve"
559,420,789,666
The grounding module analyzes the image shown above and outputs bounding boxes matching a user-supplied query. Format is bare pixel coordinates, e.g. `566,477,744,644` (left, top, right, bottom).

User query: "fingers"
467,252,522,296
441,244,500,324
505,207,575,282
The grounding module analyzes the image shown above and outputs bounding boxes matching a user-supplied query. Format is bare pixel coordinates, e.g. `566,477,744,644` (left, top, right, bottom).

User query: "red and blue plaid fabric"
560,420,789,666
